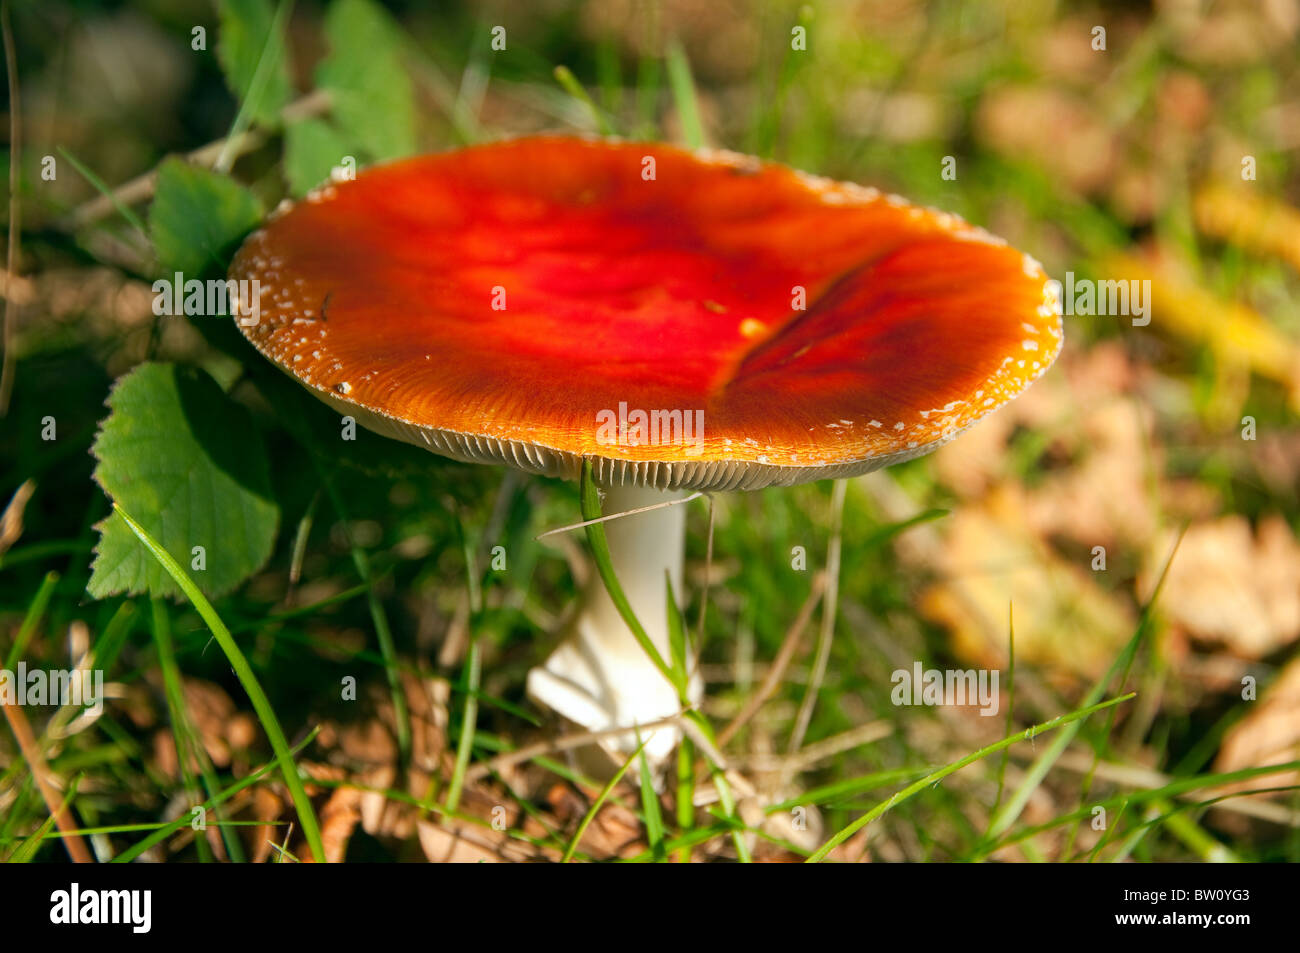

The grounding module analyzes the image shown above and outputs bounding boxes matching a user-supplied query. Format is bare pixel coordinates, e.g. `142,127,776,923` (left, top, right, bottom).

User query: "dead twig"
1,0,22,415
1,701,93,863
464,708,694,783
0,478,35,557
56,89,331,233
535,491,703,540
786,480,848,766
734,720,892,775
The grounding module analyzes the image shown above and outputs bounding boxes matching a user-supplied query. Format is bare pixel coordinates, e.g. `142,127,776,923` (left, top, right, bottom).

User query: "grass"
1,0,1298,863
809,693,1138,862
112,503,325,863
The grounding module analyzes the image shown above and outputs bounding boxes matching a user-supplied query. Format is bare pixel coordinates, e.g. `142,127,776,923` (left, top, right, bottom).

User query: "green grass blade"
664,571,689,698
317,467,410,759
860,507,949,550
57,148,148,235
665,38,705,149
9,775,83,863
89,599,136,676
985,531,1184,840
0,776,33,847
4,569,57,670
982,761,1300,859
634,52,661,138
152,598,247,862
579,460,676,690
684,709,751,862
577,461,749,861
675,736,694,863
766,766,930,814
562,737,648,863
553,65,617,136
0,539,92,571
112,502,325,863
622,820,739,863
1155,797,1239,863
638,743,665,860
445,506,484,813
150,598,214,863
111,728,318,863
214,0,294,172
990,602,1016,818
595,39,623,115
808,693,1136,862
228,580,371,634
443,636,481,813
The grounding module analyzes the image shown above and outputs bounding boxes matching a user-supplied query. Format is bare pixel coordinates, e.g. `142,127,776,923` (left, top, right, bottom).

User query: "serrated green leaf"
149,159,263,277
314,0,416,162
283,117,352,197
216,0,292,127
88,363,278,600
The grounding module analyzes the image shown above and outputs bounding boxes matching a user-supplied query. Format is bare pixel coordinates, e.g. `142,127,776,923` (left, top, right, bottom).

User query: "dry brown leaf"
931,407,1016,499
1104,250,1300,414
545,782,644,860
417,816,559,863
1171,0,1298,66
397,671,449,773
976,86,1115,194
337,717,398,768
1213,654,1300,797
417,819,503,863
1026,401,1160,550
0,480,35,558
933,341,1147,522
919,484,1137,680
1194,184,1300,274
1141,516,1300,659
825,827,873,863
318,786,364,864
150,677,257,779
356,764,396,836
251,786,284,864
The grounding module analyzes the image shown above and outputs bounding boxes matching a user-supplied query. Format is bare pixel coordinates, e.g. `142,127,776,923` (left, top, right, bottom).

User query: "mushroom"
229,136,1062,765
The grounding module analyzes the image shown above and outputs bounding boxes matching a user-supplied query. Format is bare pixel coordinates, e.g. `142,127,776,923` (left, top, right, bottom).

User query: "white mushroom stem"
526,483,702,766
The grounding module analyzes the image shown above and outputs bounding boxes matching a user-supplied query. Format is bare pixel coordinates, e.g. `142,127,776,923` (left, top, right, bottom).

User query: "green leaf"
283,117,352,197
314,0,416,162
149,159,263,277
88,363,278,600
216,0,292,127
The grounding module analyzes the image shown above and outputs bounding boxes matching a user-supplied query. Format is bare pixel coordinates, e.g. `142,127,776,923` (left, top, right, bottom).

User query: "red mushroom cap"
230,136,1062,490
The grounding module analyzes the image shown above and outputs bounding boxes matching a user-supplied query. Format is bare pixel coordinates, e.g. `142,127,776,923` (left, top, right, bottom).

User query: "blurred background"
0,0,1297,862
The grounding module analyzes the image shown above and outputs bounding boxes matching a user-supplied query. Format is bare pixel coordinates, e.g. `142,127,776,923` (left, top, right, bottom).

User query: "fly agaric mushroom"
229,136,1062,764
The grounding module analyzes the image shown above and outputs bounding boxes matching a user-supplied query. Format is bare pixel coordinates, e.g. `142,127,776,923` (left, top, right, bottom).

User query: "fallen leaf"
977,86,1115,194
1214,654,1300,797
318,786,364,864
1141,515,1300,659
919,484,1137,681
1104,250,1300,414
1194,185,1300,274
